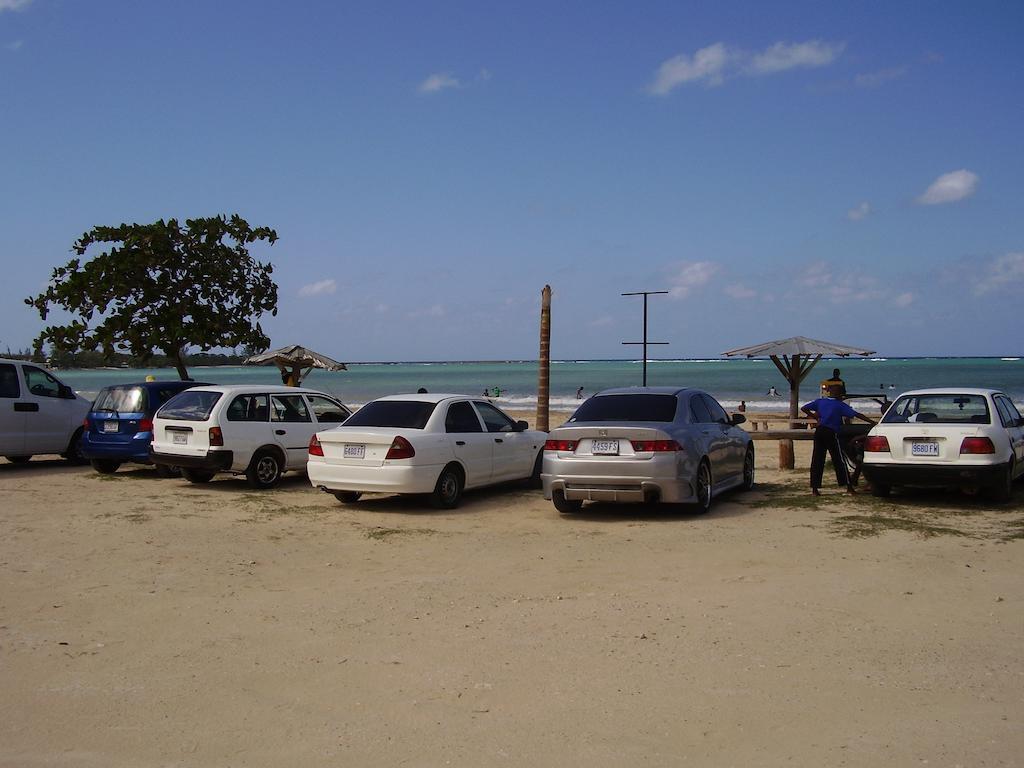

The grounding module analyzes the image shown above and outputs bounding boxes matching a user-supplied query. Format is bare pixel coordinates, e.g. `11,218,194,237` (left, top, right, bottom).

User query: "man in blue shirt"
801,386,875,495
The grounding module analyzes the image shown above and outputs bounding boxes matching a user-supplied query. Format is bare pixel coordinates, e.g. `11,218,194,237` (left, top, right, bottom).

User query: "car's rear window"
343,400,436,429
882,394,991,425
568,394,678,423
93,385,147,413
157,391,223,421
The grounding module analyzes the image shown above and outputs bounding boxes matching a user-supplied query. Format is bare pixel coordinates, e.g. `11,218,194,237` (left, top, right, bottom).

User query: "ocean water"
56,357,1024,412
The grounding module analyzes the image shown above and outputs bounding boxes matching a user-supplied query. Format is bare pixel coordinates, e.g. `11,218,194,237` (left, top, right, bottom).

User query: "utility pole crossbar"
621,290,669,386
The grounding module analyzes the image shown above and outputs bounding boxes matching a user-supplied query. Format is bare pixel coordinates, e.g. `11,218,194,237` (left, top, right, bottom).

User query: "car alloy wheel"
693,460,712,514
247,450,283,489
742,447,755,491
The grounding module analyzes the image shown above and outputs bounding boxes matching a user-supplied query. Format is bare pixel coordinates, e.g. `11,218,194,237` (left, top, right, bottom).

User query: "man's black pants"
810,425,849,489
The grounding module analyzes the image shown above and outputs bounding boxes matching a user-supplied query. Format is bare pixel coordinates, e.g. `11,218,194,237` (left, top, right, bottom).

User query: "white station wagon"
862,388,1024,501
308,393,547,508
150,384,352,488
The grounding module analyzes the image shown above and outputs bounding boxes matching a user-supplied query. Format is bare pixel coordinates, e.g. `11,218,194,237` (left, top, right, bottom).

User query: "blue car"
81,380,208,474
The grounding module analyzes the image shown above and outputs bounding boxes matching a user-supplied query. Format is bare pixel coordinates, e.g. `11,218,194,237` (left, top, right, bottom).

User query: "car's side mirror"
515,420,529,432
730,413,746,426
59,384,75,399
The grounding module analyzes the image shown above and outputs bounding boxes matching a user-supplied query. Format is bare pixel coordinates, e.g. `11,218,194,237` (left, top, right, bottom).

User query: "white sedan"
308,393,547,508
862,388,1024,501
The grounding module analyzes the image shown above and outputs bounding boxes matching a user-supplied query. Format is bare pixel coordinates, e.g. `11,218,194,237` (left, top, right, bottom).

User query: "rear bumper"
80,433,152,463
308,458,442,495
541,452,693,504
150,449,234,471
862,461,1008,487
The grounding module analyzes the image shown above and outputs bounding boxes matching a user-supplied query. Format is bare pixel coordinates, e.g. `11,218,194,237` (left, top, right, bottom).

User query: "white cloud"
648,43,732,93
749,40,846,75
724,284,757,299
0,0,33,11
847,201,872,221
854,67,907,88
418,73,461,94
5,40,24,51
892,292,915,308
298,279,337,297
649,40,844,95
917,169,979,205
667,261,719,298
797,261,831,289
971,252,1024,296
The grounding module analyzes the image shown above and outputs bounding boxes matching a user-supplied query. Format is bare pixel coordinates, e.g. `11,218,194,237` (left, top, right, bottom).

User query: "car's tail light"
544,439,578,452
308,434,324,457
630,439,682,452
139,418,154,432
82,417,91,429
960,437,995,454
385,436,415,460
863,435,890,452
208,426,224,447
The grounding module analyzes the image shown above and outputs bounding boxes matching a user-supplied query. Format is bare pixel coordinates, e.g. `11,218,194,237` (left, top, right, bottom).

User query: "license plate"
911,442,939,456
592,439,619,455
343,444,366,459
172,432,188,445
102,421,119,433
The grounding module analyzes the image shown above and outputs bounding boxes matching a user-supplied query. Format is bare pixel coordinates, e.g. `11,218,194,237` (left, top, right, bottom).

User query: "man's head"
832,368,841,378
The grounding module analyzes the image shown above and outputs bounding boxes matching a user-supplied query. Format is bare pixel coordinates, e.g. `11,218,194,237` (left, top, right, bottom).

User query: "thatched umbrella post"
537,285,552,432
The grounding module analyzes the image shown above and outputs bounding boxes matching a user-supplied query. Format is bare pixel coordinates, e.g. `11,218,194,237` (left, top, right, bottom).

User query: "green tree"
26,215,279,380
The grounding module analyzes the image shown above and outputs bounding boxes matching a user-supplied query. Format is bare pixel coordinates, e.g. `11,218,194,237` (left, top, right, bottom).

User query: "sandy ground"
2,414,1023,767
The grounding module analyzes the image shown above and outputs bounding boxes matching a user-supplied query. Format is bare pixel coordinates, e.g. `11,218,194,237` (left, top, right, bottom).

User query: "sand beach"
1,409,1022,767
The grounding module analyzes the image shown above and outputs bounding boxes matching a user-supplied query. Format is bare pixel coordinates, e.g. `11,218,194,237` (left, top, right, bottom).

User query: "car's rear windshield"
157,391,223,421
343,400,436,429
93,385,147,413
568,394,678,423
882,394,991,425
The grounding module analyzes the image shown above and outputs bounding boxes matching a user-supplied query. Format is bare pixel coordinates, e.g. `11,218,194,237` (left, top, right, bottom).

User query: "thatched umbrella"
243,345,347,386
723,336,875,467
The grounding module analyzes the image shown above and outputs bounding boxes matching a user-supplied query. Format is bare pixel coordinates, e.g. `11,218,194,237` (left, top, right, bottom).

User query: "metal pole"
622,290,669,386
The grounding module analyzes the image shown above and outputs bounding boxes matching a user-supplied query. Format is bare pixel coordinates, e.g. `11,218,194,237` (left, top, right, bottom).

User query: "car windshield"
568,393,678,423
94,385,147,413
882,394,991,425
343,400,436,429
157,391,222,421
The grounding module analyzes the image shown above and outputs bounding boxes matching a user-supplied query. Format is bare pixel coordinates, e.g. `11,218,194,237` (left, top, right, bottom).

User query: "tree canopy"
26,215,279,380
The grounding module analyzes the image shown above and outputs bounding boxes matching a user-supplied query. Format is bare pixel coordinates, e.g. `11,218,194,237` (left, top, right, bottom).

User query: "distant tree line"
44,349,251,370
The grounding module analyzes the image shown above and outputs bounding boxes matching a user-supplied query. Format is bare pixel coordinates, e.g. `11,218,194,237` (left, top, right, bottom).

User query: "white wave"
1001,357,1020,361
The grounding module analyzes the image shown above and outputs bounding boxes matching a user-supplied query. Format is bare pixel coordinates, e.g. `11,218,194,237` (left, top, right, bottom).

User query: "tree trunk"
171,347,190,380
537,285,552,432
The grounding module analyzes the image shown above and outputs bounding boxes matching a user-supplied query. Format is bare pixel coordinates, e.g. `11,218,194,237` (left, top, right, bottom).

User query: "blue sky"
2,1,1022,361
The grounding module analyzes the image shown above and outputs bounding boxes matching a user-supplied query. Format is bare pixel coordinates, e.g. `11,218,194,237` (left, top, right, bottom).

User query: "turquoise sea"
56,357,1024,413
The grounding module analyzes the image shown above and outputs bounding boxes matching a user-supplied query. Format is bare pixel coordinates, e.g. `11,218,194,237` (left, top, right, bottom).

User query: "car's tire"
5,455,31,464
182,468,215,484
692,459,713,514
526,450,543,488
246,449,283,489
62,428,87,465
986,459,1014,503
429,465,463,509
155,463,181,478
90,459,121,474
741,446,755,491
334,491,362,504
870,480,892,497
552,488,582,514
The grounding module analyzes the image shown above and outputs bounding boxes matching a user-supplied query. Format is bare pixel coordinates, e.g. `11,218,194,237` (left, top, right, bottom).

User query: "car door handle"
494,438,504,443
455,441,466,446
14,402,39,412
275,429,286,435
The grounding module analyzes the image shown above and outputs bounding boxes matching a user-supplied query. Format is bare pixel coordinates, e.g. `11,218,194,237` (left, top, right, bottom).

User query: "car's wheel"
155,463,181,478
741,446,755,491
986,459,1014,503
246,450,283,489
429,465,463,509
5,455,31,464
62,428,87,465
526,450,543,488
90,459,121,474
182,468,215,484
334,491,362,504
870,480,891,497
552,489,582,514
692,459,713,514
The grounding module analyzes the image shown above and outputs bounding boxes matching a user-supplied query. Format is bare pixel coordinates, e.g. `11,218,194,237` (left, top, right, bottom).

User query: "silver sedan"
542,387,754,514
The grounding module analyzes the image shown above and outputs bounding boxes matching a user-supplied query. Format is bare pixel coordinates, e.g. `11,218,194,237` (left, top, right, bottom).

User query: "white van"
150,384,352,488
0,358,91,464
